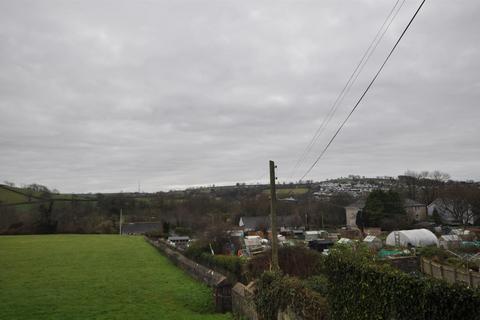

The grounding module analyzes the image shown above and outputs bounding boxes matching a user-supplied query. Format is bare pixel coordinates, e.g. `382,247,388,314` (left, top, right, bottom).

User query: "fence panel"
421,257,479,288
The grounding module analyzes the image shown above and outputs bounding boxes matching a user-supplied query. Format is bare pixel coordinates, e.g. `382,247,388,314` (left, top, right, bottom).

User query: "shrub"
303,275,329,296
185,241,245,280
247,246,324,279
255,272,329,320
325,248,480,320
184,241,210,260
200,253,244,278
417,246,450,261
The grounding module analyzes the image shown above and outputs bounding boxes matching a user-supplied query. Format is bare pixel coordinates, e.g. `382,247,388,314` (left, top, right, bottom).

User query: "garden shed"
363,235,383,250
439,234,462,249
385,229,439,248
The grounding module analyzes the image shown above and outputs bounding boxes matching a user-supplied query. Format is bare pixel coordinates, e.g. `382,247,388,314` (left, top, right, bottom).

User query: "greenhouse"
386,229,439,248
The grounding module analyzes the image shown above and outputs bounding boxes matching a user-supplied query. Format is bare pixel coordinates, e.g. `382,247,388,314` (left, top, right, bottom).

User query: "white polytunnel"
386,228,439,247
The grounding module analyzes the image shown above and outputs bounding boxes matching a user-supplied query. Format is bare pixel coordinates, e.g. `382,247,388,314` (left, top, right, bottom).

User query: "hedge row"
184,243,245,280
325,252,480,320
255,271,329,320
199,252,244,278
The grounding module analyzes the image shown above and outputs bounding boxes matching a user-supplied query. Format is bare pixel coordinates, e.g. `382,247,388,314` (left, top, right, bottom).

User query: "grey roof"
240,215,303,230
240,216,269,230
122,222,163,234
404,199,425,207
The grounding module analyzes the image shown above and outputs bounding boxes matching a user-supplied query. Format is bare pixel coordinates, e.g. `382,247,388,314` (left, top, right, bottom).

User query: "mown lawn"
0,235,231,320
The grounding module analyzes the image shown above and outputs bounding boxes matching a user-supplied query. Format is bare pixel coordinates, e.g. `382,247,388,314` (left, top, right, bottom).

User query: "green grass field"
0,235,231,320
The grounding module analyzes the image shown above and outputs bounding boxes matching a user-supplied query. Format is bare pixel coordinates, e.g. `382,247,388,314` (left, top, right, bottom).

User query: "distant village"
121,174,480,290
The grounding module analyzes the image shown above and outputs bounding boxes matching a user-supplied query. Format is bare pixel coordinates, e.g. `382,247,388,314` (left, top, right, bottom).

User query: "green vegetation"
252,243,480,319
255,272,329,320
356,189,409,230
325,244,480,320
418,246,480,271
0,186,30,204
0,235,231,320
185,241,245,281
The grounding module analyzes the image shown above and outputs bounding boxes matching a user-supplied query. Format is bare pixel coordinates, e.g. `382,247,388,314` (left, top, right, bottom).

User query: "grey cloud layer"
1,0,479,192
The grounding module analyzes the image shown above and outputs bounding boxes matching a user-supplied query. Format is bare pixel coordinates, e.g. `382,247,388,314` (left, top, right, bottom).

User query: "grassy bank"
0,235,231,320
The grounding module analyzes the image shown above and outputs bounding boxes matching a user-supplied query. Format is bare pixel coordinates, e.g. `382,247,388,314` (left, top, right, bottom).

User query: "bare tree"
402,170,450,204
439,184,476,226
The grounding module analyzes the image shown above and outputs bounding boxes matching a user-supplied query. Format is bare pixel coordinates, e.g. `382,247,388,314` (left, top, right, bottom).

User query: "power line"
299,0,426,181
290,0,406,179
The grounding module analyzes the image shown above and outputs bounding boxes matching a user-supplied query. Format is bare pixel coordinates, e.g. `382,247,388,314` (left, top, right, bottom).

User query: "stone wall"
146,238,232,312
231,282,258,320
231,282,304,320
147,238,307,319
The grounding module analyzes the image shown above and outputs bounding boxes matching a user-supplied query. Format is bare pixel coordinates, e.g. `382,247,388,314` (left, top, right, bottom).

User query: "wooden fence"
420,257,480,288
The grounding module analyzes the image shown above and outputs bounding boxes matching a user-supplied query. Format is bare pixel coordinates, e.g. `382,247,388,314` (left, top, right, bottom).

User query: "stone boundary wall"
146,238,232,312
421,257,480,288
147,238,305,319
231,282,258,320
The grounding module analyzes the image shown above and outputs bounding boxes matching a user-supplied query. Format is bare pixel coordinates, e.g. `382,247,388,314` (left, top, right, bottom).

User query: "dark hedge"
325,252,480,320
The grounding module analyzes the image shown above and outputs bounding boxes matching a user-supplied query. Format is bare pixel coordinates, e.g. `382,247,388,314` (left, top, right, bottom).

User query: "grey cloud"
1,0,479,192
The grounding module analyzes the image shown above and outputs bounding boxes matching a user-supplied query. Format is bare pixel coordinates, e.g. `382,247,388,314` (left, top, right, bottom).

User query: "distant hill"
0,185,38,205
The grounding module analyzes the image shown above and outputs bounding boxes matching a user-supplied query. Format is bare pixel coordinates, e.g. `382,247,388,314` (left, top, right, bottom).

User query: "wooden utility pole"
269,160,279,272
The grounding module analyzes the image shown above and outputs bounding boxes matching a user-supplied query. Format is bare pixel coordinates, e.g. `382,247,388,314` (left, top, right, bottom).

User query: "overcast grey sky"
1,0,479,193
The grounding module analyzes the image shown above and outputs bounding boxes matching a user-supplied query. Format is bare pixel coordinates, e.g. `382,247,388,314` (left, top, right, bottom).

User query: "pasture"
0,235,231,320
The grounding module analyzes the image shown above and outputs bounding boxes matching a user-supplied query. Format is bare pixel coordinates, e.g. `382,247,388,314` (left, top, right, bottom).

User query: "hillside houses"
314,177,396,198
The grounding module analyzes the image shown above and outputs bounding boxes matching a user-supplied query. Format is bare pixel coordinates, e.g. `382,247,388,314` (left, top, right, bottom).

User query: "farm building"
386,229,439,248
438,235,462,249
345,199,366,228
404,199,427,222
363,235,383,250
